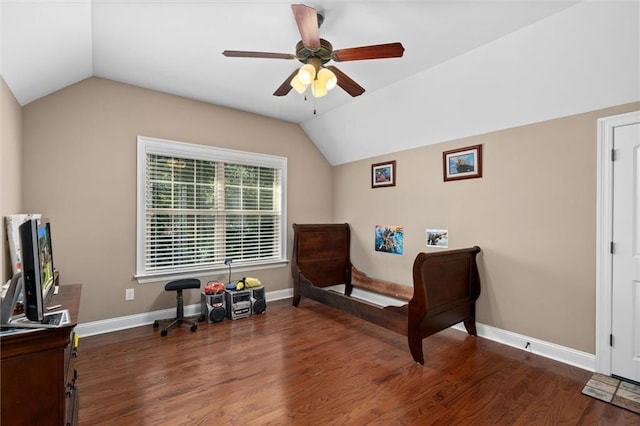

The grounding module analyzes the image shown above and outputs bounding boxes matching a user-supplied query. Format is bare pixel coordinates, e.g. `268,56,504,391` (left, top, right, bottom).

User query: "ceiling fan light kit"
291,58,338,98
222,3,404,100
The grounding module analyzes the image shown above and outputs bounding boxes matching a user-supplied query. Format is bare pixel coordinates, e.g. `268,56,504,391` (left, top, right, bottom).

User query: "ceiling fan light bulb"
311,80,328,98
290,75,307,94
298,64,316,85
317,68,337,91
326,77,337,91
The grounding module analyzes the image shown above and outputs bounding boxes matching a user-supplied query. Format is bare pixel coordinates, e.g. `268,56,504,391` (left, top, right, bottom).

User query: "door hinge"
611,149,616,161
610,242,615,254
610,334,614,347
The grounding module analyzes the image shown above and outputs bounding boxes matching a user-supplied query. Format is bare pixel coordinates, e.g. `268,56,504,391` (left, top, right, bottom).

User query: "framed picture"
426,229,449,248
371,160,396,188
443,145,482,182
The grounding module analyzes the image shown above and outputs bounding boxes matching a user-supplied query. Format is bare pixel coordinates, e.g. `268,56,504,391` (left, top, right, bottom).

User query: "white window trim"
135,136,288,283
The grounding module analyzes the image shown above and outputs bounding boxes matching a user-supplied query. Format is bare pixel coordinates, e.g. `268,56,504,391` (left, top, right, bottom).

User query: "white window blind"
136,137,287,281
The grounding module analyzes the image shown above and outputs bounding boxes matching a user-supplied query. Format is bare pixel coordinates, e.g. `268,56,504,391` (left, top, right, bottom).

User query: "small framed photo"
443,145,482,182
371,160,396,188
426,229,449,248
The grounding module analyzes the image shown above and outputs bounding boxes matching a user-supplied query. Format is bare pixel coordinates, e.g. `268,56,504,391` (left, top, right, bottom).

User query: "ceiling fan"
222,4,405,98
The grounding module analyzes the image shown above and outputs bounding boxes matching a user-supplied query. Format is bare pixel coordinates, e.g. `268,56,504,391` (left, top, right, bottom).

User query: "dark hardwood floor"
76,299,638,425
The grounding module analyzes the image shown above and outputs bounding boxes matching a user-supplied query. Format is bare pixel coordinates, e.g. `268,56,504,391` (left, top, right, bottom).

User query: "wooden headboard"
291,223,352,288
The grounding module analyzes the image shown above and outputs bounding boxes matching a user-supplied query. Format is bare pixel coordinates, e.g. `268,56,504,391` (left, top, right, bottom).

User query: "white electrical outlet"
125,288,135,301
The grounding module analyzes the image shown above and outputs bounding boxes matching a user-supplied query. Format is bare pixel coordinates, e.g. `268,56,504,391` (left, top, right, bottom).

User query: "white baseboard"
75,287,595,372
452,322,596,372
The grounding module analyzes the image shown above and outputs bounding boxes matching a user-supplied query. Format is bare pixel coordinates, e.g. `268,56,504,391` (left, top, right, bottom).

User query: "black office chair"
153,278,201,336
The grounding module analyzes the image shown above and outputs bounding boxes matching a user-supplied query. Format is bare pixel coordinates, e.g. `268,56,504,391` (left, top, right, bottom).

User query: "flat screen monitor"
19,218,55,322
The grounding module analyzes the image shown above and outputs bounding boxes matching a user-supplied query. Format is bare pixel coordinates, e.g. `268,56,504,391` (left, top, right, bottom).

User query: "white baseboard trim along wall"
75,287,595,372
450,323,595,372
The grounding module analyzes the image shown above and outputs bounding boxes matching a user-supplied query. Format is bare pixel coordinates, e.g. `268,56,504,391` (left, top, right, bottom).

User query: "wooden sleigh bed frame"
291,223,481,364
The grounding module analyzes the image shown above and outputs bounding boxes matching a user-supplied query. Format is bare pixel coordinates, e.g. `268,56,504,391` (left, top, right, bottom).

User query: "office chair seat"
153,278,201,336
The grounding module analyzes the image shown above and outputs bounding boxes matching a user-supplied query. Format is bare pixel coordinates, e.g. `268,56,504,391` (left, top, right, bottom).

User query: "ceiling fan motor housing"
296,39,333,64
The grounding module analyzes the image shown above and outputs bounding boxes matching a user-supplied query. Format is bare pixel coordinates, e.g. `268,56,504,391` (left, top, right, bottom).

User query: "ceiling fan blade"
326,66,365,97
332,42,405,62
273,69,299,97
223,50,295,60
292,4,320,50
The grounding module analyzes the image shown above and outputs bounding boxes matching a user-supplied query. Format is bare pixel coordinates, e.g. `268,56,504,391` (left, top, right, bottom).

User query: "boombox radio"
201,292,226,323
224,289,251,320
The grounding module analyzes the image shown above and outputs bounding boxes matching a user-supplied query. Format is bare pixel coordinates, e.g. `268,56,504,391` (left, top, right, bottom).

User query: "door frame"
595,110,640,374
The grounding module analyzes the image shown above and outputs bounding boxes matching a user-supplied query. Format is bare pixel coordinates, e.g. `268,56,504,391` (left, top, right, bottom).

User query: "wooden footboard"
292,223,481,365
408,246,481,364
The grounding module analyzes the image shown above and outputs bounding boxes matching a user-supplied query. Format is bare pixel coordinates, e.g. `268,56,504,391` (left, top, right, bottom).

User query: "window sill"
134,259,289,284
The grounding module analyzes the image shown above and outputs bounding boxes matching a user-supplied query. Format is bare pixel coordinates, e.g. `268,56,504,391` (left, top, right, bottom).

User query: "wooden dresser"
1,284,82,426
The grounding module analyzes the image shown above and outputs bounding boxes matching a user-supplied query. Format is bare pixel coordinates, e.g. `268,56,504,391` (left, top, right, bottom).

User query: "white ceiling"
2,1,639,164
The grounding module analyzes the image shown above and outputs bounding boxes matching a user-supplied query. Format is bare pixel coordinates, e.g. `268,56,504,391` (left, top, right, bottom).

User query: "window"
136,136,287,282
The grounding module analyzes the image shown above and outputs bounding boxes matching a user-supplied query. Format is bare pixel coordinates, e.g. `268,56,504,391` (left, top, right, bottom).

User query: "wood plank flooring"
75,299,639,425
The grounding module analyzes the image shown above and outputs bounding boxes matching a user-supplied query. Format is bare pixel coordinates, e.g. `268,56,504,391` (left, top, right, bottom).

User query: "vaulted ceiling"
2,1,638,164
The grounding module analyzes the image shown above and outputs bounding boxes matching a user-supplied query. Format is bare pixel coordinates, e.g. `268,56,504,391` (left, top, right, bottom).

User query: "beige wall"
1,77,23,283
13,73,640,354
22,77,333,322
334,102,640,354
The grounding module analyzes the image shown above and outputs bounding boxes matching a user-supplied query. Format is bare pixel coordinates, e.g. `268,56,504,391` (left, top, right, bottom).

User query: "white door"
611,119,640,382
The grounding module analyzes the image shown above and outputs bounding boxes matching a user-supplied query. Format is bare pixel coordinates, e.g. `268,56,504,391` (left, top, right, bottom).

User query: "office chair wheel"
190,324,197,332
161,329,168,337
153,320,159,328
